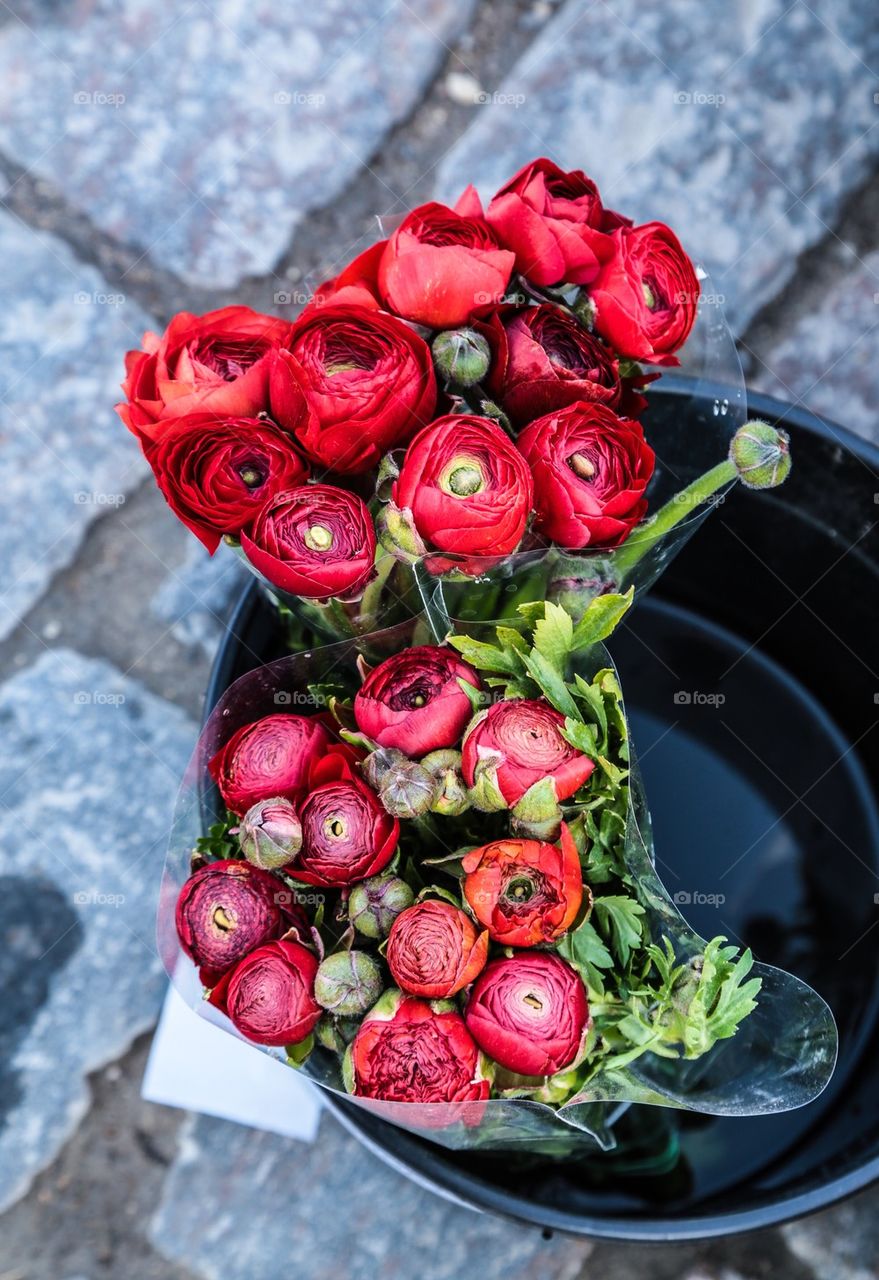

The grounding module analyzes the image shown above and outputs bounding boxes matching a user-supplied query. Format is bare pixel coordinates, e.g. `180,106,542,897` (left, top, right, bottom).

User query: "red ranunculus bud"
346,992,490,1106
517,402,655,550
241,484,376,599
285,305,437,474
461,698,594,807
209,938,322,1047
354,646,481,757
386,900,489,998
462,824,583,947
588,221,699,365
143,412,309,552
117,306,294,444
175,860,298,986
492,304,622,426
485,157,619,288
465,951,589,1076
389,414,533,573
292,765,399,887
209,713,331,815
377,199,515,328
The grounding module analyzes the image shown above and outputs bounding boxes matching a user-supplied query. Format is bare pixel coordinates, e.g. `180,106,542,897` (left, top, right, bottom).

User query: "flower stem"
613,459,737,583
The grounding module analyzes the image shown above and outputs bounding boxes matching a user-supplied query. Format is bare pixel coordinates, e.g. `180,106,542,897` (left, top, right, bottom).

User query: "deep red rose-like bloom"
209,713,331,815
144,413,309,552
386,900,489,998
493,303,622,426
392,414,533,573
354,646,481,756
241,484,376,599
209,938,321,1047
378,199,515,328
117,306,296,443
485,158,622,288
291,766,399,887
285,305,436,474
462,825,583,947
175,860,299,986
465,951,589,1076
462,698,594,806
589,221,699,365
348,994,489,1106
518,402,655,550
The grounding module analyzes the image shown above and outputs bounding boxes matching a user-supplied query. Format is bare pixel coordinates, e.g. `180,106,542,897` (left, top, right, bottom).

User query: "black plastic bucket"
203,386,879,1240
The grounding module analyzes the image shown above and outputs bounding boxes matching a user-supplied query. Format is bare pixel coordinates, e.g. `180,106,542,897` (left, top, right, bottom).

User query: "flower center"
568,452,596,480
325,815,348,840
304,524,334,552
439,458,485,498
641,281,656,309
523,991,544,1011
238,465,264,488
507,875,534,902
212,906,234,933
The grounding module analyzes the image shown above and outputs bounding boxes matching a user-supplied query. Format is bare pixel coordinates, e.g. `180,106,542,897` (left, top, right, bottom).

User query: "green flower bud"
378,759,436,819
314,950,383,1016
421,749,470,816
431,328,491,387
349,874,414,939
315,1012,361,1053
376,500,427,563
729,420,792,490
237,797,302,870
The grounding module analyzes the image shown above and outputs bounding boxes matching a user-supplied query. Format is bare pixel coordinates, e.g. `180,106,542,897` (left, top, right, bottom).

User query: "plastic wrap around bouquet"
158,598,837,1153
115,156,786,648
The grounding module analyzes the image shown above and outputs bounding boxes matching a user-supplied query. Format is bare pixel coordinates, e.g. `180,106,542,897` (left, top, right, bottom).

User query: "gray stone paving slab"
435,0,879,335
0,0,476,288
152,541,249,660
783,1192,879,1280
0,210,151,640
151,1111,592,1280
0,649,195,1212
752,251,879,445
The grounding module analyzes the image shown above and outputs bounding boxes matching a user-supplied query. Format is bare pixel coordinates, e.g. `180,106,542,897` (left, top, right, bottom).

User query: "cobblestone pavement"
1,1,878,1277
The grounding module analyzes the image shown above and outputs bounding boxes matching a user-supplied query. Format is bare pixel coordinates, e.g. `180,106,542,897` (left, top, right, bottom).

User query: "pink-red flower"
517,402,655,549
354,646,481,756
386,900,489,998
465,951,589,1076
290,750,399,887
241,484,376,599
209,938,322,1046
209,713,331,815
462,825,583,947
461,698,594,806
589,221,699,365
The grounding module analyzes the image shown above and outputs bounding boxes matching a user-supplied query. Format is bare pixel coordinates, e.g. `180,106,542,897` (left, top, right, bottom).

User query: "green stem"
613,460,737,584
356,549,398,633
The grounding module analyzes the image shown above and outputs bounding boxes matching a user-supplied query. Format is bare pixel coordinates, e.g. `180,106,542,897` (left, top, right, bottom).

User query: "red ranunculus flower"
241,484,376,599
209,938,321,1046
492,303,622,425
518,402,655,549
117,306,296,443
589,221,699,365
378,199,515,328
485,157,621,288
461,698,594,806
465,951,589,1076
386,900,489,998
175,860,302,986
347,993,490,1107
291,757,399,887
354,646,481,757
283,305,437,474
462,824,583,947
209,713,331,815
391,414,533,573
144,413,309,552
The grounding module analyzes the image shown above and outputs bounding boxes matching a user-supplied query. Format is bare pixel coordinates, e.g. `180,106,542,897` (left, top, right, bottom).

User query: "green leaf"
570,588,634,651
447,634,521,675
520,650,580,720
558,919,613,996
561,717,599,758
194,815,238,863
285,1033,314,1066
677,938,762,1058
532,602,574,672
593,895,645,967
